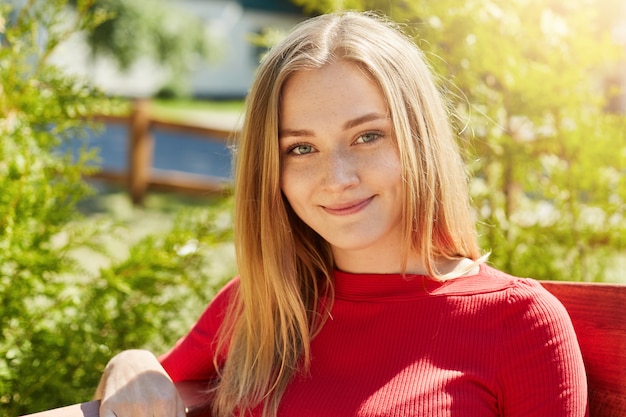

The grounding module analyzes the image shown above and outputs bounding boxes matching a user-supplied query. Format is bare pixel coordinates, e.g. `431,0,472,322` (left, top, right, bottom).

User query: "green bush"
0,1,234,414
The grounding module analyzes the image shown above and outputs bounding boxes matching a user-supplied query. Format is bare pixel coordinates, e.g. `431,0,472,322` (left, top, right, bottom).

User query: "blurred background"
1,0,624,414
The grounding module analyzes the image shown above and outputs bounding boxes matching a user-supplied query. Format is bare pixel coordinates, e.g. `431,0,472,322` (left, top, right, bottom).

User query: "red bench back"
540,281,626,417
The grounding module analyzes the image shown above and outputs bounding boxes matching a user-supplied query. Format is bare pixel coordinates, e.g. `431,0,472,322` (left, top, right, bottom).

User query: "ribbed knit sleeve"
496,279,588,416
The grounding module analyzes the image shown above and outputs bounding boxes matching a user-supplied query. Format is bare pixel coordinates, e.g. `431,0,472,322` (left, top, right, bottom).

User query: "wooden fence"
89,99,238,205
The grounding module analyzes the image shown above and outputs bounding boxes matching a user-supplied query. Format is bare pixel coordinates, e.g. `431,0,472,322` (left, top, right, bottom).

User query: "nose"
321,149,360,191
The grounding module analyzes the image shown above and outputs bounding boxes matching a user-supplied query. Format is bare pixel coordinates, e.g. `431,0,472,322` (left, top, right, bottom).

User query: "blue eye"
291,144,314,155
356,132,382,144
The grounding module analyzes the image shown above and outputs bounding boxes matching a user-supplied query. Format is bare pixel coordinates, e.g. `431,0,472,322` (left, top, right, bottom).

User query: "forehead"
279,60,387,128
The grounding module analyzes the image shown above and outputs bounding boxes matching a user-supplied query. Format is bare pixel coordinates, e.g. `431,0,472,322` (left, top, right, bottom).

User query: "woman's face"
279,60,405,273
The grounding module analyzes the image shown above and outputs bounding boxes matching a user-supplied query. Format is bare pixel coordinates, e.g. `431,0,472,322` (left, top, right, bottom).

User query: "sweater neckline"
332,264,510,301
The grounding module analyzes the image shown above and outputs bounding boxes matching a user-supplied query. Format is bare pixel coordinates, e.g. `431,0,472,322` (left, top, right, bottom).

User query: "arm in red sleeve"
159,278,239,382
497,279,589,416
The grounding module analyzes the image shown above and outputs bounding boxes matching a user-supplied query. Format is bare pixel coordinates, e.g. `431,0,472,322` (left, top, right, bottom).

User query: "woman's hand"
96,349,186,417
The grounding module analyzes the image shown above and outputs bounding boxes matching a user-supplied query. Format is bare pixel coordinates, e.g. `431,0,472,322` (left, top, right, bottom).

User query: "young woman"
97,11,588,417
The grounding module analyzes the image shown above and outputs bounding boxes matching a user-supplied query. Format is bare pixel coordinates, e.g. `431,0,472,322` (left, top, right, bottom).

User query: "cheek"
280,165,310,210
369,149,403,184
280,181,313,231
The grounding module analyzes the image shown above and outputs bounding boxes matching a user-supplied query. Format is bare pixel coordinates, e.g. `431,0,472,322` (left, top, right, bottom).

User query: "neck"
332,245,426,275
333,247,479,278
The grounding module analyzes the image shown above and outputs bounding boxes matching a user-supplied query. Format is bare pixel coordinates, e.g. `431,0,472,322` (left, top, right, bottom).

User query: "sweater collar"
332,264,509,301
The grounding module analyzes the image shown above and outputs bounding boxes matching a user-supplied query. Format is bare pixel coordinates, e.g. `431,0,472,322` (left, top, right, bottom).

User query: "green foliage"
0,1,234,414
293,0,626,282
76,0,211,97
2,201,234,415
82,203,234,356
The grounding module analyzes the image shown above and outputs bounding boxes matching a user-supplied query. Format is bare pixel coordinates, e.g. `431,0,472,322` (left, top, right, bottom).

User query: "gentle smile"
322,197,374,215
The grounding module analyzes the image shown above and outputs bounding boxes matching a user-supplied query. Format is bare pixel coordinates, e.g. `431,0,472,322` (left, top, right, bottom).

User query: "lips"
322,196,374,215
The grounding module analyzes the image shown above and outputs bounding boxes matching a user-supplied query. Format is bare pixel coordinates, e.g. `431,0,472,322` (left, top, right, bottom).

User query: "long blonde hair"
213,11,482,417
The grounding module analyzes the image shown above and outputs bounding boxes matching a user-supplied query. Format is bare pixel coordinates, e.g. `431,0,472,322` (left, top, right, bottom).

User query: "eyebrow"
343,112,388,130
279,112,388,139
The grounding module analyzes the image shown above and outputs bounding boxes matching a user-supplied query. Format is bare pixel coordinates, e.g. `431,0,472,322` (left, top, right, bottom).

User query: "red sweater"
160,264,588,416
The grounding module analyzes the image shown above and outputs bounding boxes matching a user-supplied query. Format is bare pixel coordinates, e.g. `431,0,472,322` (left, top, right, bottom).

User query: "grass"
150,98,244,129
74,180,236,277
151,98,245,113
102,97,245,128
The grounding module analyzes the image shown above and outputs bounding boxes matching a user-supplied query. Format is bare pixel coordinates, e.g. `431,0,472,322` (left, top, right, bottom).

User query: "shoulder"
485,266,570,319
438,264,553,302
195,276,240,327
472,265,571,322
441,265,574,334
480,267,582,367
211,277,240,307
